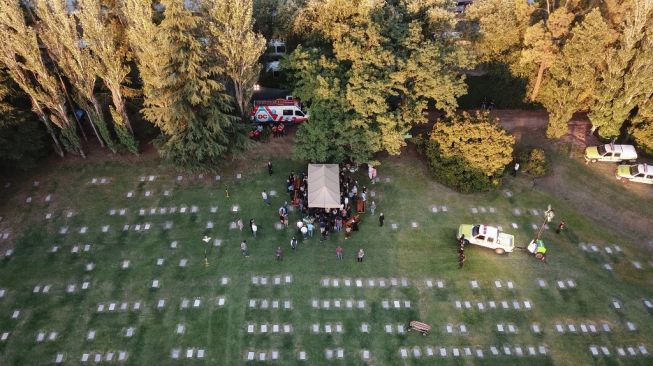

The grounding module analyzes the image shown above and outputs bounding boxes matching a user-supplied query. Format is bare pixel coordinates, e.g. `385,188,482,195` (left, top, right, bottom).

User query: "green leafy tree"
425,112,514,192
589,0,653,139
538,8,616,138
0,73,45,169
294,99,375,163
0,0,82,157
285,0,471,157
0,76,47,169
207,0,266,117
630,97,653,153
77,0,139,153
125,0,244,168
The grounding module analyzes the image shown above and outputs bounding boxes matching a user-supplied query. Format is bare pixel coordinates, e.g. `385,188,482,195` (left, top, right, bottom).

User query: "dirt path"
489,109,652,244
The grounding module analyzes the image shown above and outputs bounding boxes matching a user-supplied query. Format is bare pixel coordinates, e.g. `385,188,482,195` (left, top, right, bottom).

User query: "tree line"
0,0,264,169
279,0,652,163
1,0,652,171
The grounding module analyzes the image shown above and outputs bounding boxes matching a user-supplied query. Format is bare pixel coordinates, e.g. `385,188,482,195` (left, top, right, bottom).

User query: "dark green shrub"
519,148,550,177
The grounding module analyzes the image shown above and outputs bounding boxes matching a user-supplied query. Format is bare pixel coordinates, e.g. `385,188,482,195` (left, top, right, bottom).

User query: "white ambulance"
250,97,309,124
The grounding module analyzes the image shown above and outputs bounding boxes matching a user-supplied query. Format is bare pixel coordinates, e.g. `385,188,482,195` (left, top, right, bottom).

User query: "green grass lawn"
0,151,651,365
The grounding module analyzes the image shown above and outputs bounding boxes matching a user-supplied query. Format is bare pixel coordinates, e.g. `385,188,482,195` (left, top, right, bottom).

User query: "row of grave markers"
242,344,551,362
320,277,409,288
55,350,128,364
455,299,533,311
590,345,649,357
399,344,549,359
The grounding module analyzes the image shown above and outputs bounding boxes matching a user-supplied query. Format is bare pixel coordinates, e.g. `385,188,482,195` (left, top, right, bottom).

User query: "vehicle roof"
479,225,498,237
635,164,653,174
604,144,636,155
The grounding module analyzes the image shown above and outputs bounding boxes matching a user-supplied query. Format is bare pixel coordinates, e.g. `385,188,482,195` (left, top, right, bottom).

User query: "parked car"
616,163,653,184
584,144,637,163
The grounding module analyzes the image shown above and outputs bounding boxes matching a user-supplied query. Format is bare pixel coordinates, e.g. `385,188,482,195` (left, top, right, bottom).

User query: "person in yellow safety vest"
535,240,547,254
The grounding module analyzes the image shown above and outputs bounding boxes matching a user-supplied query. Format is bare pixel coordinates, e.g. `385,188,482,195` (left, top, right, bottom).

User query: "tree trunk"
59,75,90,142
530,62,546,101
90,95,114,151
33,100,64,157
109,86,134,134
234,80,245,117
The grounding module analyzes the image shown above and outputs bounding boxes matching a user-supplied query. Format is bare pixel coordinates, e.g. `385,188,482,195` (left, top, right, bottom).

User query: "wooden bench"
407,321,432,335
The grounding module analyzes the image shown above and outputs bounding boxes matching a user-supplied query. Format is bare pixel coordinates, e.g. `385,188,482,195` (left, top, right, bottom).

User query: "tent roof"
307,164,341,208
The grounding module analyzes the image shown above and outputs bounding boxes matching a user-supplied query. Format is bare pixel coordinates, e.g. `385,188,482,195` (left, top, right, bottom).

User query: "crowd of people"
237,163,380,262
288,165,374,243
249,123,287,140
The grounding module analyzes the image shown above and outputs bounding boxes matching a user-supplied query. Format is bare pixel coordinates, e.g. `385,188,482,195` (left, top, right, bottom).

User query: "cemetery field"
0,150,652,365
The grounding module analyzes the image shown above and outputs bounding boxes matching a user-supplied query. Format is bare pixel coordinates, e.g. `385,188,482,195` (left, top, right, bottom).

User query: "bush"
518,148,550,177
425,141,500,192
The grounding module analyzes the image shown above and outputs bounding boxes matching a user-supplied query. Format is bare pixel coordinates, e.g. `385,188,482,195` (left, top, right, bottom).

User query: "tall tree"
294,99,376,163
77,0,139,153
0,0,83,157
122,0,160,96
123,0,245,168
537,8,616,138
0,72,48,169
207,0,266,117
35,0,117,152
588,0,653,138
285,0,471,157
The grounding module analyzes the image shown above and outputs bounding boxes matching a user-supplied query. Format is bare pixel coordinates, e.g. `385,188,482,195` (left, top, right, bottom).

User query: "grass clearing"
0,147,651,365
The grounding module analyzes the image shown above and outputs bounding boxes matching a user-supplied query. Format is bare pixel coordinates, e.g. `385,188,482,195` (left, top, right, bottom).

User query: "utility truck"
457,224,515,254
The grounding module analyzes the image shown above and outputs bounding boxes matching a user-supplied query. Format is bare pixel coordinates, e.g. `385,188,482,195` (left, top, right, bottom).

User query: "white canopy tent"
307,164,341,208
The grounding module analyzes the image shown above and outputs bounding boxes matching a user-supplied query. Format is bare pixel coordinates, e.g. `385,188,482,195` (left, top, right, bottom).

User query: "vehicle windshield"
597,145,607,155
472,225,480,236
630,165,640,176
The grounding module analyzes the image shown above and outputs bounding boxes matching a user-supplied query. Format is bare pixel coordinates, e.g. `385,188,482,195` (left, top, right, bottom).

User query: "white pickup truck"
457,224,515,254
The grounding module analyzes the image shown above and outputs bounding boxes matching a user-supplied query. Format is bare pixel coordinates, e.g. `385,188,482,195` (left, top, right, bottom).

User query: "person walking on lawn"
336,246,344,260
276,246,283,261
290,237,298,251
241,241,249,257
268,161,273,176
357,248,365,262
252,222,258,237
379,213,385,227
262,190,270,205
237,218,244,231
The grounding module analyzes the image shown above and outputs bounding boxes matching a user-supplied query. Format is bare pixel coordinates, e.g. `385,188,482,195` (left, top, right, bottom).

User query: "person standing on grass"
301,225,308,239
357,248,365,262
379,212,385,227
336,246,344,260
249,218,254,232
268,161,273,176
556,220,566,234
276,246,283,261
241,240,249,257
262,190,270,205
290,237,298,251
370,201,376,215
512,162,520,177
237,218,244,231
252,222,258,237
307,222,314,237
